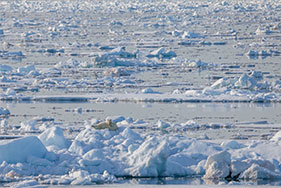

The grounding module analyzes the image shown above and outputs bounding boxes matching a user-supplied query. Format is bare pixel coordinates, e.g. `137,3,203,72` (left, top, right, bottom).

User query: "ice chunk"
94,47,137,67
157,120,170,129
106,46,137,58
0,107,10,115
69,169,92,185
182,31,204,39
271,131,281,142
240,163,281,179
38,126,68,150
128,137,170,177
141,88,162,94
211,77,236,89
104,67,131,77
187,60,211,69
220,140,245,149
250,71,263,81
172,30,184,37
11,180,40,188
0,64,12,72
20,120,38,132
180,120,199,129
202,87,224,96
55,58,80,69
146,47,176,58
75,107,83,114
17,65,36,75
0,136,47,163
3,51,24,58
0,76,15,83
231,160,251,178
203,151,231,179
5,88,16,95
0,119,8,128
256,26,271,35
234,74,257,89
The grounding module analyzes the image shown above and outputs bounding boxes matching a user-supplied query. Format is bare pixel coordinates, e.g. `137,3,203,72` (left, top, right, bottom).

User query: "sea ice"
0,107,10,115
38,127,69,150
0,136,47,163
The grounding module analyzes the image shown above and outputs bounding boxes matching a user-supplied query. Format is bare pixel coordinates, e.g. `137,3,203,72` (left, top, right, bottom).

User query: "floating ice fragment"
69,169,92,185
0,107,10,115
11,180,40,188
256,26,271,35
172,30,184,37
250,71,263,81
202,87,224,96
17,65,36,75
141,88,162,94
185,59,214,69
271,131,281,142
246,49,273,58
38,126,69,150
104,47,137,58
75,107,83,114
2,51,24,58
0,64,12,72
203,150,231,179
55,58,80,68
104,67,131,77
180,120,199,129
182,31,204,39
240,163,281,179
128,137,170,177
5,88,16,95
234,74,257,89
231,160,251,178
0,76,14,83
0,119,8,128
157,120,170,130
20,120,38,132
146,47,176,58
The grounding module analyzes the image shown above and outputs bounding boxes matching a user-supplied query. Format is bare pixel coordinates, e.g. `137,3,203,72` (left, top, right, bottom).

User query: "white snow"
38,126,69,150
0,136,47,163
0,119,280,185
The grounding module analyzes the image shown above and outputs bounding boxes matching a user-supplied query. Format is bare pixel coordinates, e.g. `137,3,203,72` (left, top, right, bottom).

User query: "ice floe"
0,121,280,185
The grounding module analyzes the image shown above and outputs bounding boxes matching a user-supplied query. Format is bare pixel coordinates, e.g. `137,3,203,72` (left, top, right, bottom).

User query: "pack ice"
0,123,281,185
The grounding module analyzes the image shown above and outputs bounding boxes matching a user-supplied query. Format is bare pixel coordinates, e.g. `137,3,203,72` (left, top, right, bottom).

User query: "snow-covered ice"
0,125,281,186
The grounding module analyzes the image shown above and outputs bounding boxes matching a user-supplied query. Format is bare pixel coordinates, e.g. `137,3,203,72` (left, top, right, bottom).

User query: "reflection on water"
1,101,281,124
0,101,281,140
118,177,281,186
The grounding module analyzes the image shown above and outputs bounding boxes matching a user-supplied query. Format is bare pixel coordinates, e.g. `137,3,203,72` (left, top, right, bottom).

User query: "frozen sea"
0,0,281,187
